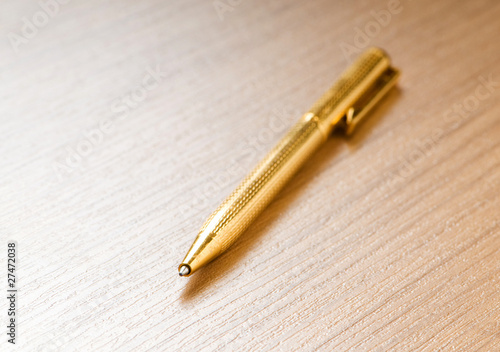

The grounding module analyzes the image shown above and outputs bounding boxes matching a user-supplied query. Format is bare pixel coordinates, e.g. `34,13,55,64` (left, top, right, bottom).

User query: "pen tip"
179,265,191,277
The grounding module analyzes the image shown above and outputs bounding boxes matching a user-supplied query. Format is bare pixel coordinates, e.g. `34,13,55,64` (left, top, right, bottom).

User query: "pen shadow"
180,88,401,302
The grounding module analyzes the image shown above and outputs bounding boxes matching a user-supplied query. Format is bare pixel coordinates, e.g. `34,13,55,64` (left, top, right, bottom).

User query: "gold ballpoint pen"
179,47,399,277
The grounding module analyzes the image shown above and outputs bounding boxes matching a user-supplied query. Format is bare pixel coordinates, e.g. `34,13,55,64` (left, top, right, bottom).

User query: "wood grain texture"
1,0,500,350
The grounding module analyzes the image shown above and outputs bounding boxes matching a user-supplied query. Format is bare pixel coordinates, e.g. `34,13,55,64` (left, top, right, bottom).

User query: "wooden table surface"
2,0,500,350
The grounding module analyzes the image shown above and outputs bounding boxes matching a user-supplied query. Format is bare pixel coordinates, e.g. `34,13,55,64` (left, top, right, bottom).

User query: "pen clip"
338,66,400,135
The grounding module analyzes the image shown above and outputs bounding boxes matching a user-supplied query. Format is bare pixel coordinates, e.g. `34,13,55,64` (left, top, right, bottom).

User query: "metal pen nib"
179,265,191,277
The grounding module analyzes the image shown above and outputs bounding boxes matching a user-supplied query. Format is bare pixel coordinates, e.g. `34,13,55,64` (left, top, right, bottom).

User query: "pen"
179,47,400,277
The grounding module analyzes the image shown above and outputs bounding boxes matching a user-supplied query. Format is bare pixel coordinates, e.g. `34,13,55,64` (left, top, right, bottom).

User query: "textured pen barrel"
181,118,326,274
180,48,391,275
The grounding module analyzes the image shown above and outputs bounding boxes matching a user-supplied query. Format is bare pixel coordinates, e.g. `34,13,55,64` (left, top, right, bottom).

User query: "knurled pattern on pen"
311,47,388,126
200,119,324,251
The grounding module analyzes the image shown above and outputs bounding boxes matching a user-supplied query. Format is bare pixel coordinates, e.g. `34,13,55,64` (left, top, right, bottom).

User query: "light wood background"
1,0,500,351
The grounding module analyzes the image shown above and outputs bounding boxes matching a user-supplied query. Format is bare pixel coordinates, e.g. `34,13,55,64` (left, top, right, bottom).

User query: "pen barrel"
310,47,391,129
181,48,392,274
182,117,327,273
207,116,327,246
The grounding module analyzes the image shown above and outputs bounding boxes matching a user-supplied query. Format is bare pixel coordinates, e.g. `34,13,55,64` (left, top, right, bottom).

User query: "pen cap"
309,47,399,135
